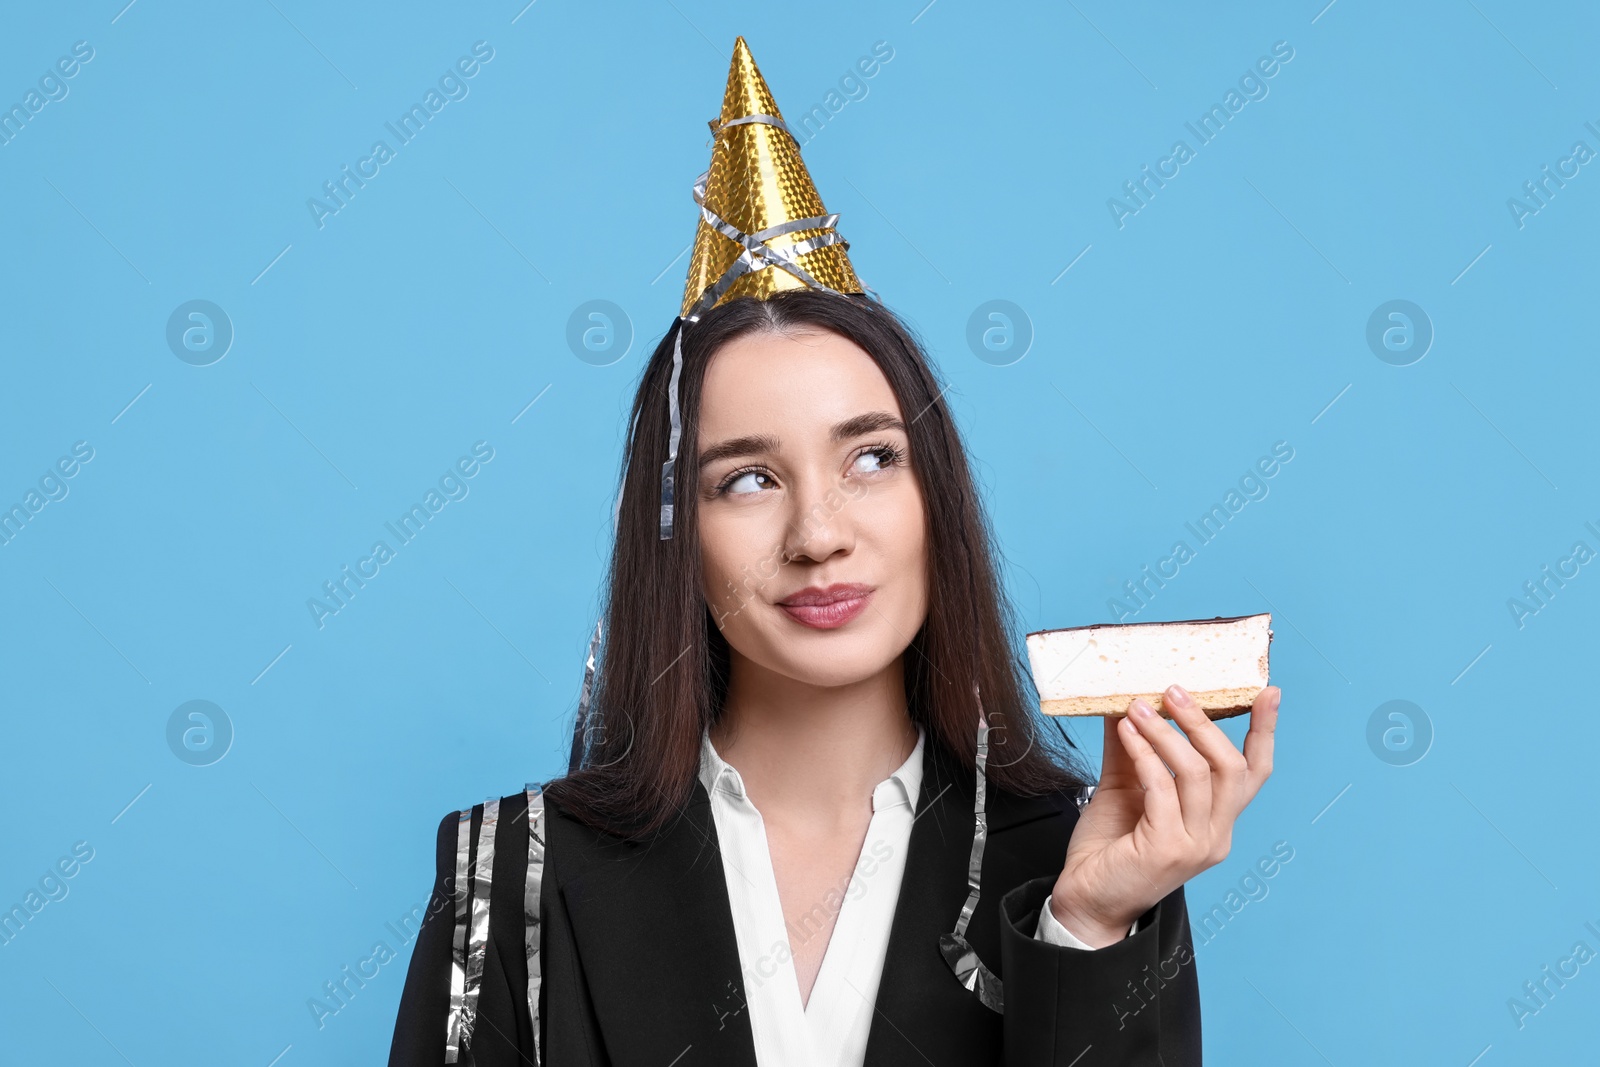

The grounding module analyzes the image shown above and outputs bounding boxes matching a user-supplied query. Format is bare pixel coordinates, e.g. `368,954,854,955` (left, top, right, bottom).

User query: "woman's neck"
709,652,920,820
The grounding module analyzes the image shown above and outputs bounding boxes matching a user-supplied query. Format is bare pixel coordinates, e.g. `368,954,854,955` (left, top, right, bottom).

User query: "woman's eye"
852,448,896,474
724,470,774,495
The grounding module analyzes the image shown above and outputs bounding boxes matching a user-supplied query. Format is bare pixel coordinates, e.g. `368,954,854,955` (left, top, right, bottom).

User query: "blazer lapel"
861,734,996,1064
556,782,760,1067
863,733,1068,1066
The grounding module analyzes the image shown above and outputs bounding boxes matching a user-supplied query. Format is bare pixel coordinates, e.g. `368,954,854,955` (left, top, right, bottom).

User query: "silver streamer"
684,198,843,319
658,321,686,539
459,797,500,1053
938,696,1005,1014
714,113,795,138
444,807,473,1061
524,784,548,1064
572,620,601,771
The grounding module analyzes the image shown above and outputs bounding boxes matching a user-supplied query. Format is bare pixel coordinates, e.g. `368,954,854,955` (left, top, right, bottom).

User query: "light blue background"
2,0,1596,1062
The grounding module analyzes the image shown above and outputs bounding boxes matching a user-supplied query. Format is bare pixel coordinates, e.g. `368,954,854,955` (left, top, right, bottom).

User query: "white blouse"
698,723,1129,1067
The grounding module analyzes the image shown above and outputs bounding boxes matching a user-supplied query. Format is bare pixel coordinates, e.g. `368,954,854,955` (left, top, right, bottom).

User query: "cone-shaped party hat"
678,37,862,318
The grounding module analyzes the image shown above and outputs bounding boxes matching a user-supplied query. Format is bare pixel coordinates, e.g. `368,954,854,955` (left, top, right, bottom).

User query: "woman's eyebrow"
697,411,907,471
698,433,778,470
830,410,906,442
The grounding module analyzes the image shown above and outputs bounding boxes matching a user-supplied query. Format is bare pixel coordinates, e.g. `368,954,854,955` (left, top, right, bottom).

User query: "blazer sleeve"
387,811,459,1067
387,798,602,1067
1035,900,1140,948
996,797,1202,1067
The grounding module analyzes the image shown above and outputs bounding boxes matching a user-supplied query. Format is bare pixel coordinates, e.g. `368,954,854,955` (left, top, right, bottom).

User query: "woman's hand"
1047,684,1280,948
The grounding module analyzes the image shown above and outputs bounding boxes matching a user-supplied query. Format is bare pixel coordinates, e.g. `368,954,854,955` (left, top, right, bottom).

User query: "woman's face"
696,325,928,689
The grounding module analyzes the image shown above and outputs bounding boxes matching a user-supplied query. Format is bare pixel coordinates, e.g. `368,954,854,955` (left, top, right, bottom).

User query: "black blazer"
388,735,1202,1065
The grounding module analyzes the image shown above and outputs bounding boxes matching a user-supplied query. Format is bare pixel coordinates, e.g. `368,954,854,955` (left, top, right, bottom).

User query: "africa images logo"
1106,40,1295,229
306,442,494,628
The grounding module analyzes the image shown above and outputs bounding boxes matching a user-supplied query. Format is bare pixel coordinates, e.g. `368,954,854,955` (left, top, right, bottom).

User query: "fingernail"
1132,699,1155,719
1166,684,1191,707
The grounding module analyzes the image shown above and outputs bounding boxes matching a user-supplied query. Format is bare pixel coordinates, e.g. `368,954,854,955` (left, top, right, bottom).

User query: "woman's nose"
779,473,855,563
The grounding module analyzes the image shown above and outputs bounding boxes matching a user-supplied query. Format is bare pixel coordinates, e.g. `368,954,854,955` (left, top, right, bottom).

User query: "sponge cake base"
1040,685,1261,720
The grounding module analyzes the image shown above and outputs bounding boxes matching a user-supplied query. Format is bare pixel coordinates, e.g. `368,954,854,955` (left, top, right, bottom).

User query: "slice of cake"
1025,613,1272,720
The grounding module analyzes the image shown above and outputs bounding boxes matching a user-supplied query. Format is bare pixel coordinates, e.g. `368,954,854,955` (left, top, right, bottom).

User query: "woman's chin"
756,649,903,692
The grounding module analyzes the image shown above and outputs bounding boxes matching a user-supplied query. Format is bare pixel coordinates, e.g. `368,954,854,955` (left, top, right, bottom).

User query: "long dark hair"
542,289,1091,839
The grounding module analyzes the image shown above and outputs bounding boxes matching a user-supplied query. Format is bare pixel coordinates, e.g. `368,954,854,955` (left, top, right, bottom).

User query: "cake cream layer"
1026,613,1272,718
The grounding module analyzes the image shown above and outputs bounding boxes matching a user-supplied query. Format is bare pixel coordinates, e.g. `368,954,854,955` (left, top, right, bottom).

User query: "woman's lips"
777,588,873,629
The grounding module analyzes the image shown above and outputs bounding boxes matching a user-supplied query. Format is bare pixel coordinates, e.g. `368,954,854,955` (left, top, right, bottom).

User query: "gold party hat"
679,37,862,319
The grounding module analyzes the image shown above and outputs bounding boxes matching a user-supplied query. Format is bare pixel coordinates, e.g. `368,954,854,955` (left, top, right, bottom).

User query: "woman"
388,38,1278,1067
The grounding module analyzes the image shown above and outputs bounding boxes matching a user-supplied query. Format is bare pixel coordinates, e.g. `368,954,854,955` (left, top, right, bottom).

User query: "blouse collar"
698,722,926,814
